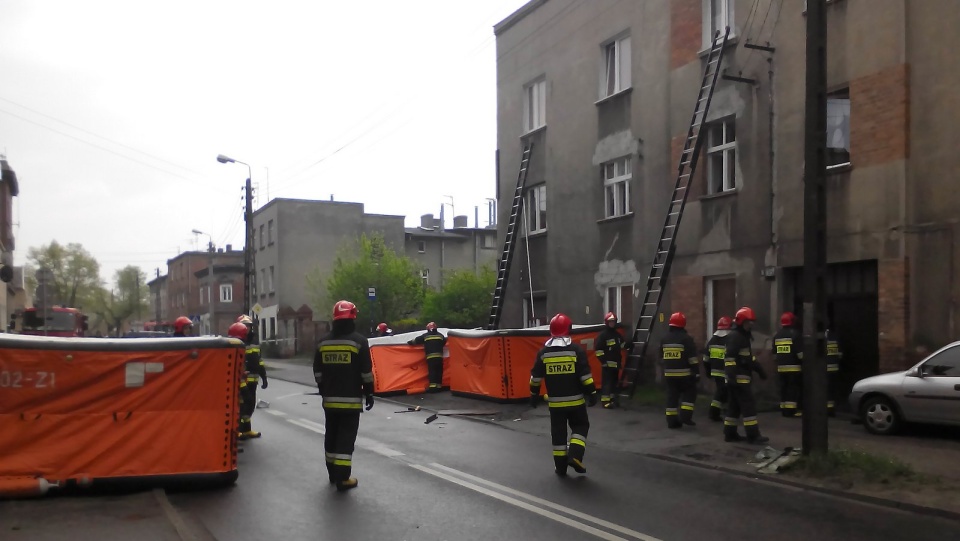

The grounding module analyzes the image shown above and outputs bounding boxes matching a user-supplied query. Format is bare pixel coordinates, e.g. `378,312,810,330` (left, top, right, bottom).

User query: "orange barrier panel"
447,325,607,402
0,335,243,497
369,332,451,395
447,333,506,398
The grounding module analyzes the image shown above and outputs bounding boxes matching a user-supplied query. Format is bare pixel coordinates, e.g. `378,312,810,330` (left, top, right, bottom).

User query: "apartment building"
251,198,404,355
404,213,499,290
495,0,960,395
194,248,245,336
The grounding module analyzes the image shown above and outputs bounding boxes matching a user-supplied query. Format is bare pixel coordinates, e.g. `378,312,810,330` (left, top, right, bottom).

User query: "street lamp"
192,229,215,335
217,154,255,316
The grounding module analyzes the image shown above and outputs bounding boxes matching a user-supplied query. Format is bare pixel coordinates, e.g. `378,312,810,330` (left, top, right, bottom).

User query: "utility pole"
244,178,254,316
802,0,829,456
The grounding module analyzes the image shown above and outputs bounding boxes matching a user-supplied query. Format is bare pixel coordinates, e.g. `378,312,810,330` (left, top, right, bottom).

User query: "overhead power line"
0,96,204,178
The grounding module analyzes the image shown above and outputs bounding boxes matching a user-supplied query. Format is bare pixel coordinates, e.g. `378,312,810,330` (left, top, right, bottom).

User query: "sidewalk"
268,358,960,518
0,489,216,541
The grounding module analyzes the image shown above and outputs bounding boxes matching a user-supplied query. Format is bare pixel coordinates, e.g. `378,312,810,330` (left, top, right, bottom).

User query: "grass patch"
785,448,934,487
623,385,713,409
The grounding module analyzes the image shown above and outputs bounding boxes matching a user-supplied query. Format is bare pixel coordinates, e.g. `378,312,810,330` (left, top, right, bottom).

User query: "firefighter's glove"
587,392,598,407
261,377,269,389
364,394,375,411
529,394,540,408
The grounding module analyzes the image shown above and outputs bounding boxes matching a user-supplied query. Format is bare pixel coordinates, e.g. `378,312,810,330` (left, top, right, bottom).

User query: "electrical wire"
270,4,512,184
0,107,199,183
0,96,204,178
269,34,499,194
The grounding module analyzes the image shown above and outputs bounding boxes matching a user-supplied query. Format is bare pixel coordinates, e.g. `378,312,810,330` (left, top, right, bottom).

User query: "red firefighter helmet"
716,316,732,330
377,323,388,333
174,316,193,333
426,322,437,331
604,312,617,323
228,322,249,340
780,312,796,327
332,300,358,320
668,312,686,328
735,307,757,326
236,314,253,325
549,313,572,337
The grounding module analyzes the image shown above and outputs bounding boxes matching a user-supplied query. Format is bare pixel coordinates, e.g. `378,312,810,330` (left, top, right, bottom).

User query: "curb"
644,453,960,522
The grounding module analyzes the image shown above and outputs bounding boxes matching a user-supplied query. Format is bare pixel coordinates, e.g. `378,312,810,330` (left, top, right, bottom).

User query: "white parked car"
848,342,960,435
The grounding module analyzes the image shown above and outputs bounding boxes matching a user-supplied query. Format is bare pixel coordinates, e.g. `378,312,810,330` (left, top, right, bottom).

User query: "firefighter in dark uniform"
173,316,193,337
595,312,632,409
661,312,699,428
774,312,803,418
313,300,375,491
723,307,769,444
826,328,842,417
408,322,447,392
231,321,268,440
530,313,598,477
702,316,732,422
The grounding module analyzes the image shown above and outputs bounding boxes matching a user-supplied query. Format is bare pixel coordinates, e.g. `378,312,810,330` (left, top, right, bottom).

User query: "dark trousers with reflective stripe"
324,409,361,482
778,371,802,416
239,381,258,432
427,357,443,389
709,376,728,420
665,377,696,427
724,383,761,439
550,405,589,473
600,366,620,404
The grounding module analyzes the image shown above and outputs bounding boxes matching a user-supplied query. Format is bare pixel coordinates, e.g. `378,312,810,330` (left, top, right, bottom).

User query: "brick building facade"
494,0,960,398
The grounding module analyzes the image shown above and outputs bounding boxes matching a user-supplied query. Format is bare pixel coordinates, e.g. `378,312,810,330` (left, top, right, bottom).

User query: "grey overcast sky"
0,0,528,286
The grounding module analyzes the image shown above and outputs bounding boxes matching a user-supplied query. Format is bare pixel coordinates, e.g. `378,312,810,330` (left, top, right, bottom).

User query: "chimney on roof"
420,214,435,229
453,215,468,228
226,244,232,252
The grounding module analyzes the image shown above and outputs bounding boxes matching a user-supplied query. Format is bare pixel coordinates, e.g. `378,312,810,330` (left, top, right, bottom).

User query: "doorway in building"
784,260,880,410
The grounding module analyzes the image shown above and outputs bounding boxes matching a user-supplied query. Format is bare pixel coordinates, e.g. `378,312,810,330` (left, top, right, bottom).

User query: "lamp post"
217,154,255,316
192,229,215,335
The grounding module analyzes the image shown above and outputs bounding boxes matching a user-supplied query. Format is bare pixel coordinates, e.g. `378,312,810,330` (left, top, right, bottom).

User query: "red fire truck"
19,306,89,337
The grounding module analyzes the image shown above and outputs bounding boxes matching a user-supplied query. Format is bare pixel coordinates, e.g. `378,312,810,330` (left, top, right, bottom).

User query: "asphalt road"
169,379,959,541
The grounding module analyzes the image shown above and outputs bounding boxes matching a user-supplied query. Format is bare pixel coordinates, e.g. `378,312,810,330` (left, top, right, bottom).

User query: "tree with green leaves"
26,241,102,309
420,267,496,329
307,233,423,330
91,265,150,336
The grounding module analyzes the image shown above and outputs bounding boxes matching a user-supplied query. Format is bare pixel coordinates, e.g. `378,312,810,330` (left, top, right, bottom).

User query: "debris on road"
436,409,499,417
753,446,802,474
424,414,439,424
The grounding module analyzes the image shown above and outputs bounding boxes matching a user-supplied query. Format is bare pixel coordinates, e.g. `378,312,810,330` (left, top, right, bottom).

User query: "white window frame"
421,269,430,287
602,156,632,218
417,240,426,254
826,89,851,168
220,284,233,303
706,118,737,194
703,0,735,48
603,284,633,321
600,34,631,99
525,185,547,234
268,266,275,293
481,234,497,249
523,78,546,133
